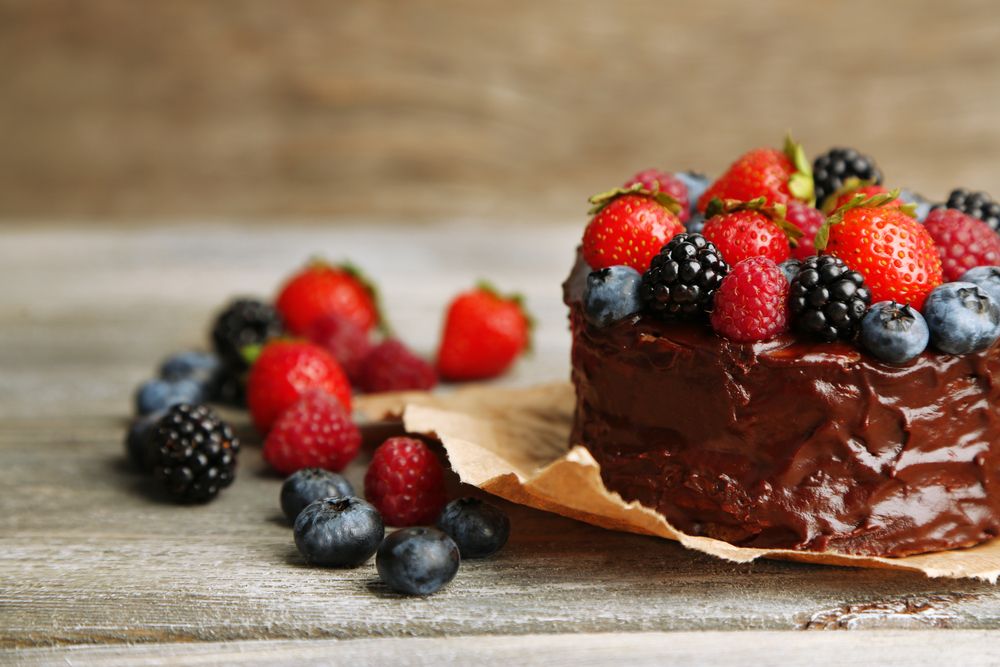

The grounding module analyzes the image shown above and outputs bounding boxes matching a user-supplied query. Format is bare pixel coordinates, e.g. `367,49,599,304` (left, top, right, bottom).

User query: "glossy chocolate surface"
566,300,1000,557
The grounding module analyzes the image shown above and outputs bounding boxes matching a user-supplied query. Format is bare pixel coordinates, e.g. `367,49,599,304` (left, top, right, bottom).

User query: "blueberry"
860,301,929,363
777,258,802,284
959,266,1000,305
435,497,510,558
922,283,1000,354
159,351,222,400
281,468,355,522
124,411,164,471
582,266,644,328
897,189,932,222
684,211,706,234
134,378,203,416
376,527,460,595
674,171,712,213
293,496,384,567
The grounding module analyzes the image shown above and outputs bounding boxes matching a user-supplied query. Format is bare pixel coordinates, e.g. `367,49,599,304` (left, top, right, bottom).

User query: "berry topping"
275,261,382,336
582,186,684,272
710,256,791,342
246,339,352,434
823,182,911,216
811,147,883,211
280,468,355,522
922,283,1000,355
582,265,644,328
816,190,943,311
624,169,691,223
859,301,929,364
789,255,872,342
697,134,814,211
435,497,511,559
701,197,801,265
148,404,240,503
376,527,460,596
211,298,284,371
640,232,730,321
436,284,531,382
935,188,1000,232
785,202,828,261
364,437,448,527
959,266,1000,304
262,388,362,475
674,171,713,215
922,208,1000,282
357,339,438,393
777,258,802,284
293,496,385,568
305,314,374,386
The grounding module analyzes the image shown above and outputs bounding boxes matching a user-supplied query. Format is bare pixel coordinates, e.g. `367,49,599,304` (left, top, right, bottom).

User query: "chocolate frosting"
566,287,1000,557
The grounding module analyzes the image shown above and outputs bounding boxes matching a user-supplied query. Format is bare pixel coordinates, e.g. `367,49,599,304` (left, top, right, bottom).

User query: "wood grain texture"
2,224,1000,664
1,0,1000,220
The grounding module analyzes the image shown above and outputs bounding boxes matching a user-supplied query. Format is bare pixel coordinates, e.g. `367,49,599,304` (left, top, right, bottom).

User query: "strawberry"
821,180,912,215
623,169,691,223
581,184,684,272
697,134,814,212
436,284,531,382
701,197,802,266
262,388,361,475
275,261,381,336
815,190,943,311
246,339,352,434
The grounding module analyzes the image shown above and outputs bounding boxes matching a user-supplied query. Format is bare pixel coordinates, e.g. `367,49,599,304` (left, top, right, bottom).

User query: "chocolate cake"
564,268,1000,557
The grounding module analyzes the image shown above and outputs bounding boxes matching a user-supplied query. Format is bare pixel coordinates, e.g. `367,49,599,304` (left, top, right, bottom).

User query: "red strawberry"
246,339,352,434
436,284,531,382
697,135,814,212
816,190,943,311
710,256,791,342
364,437,447,527
262,389,361,475
701,198,802,266
785,202,827,261
275,261,381,336
305,314,374,385
823,181,910,215
923,208,1000,282
582,186,684,272
624,169,691,223
357,339,438,393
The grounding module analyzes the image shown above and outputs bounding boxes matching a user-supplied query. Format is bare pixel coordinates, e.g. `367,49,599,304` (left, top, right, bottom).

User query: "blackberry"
148,404,240,503
211,298,284,371
812,148,883,209
789,255,872,342
640,233,729,320
933,188,1000,232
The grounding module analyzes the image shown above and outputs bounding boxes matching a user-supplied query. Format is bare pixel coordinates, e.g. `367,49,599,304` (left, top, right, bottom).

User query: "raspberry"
364,437,447,527
306,314,374,385
263,389,362,475
357,339,438,393
710,257,791,342
922,208,1000,282
785,202,827,261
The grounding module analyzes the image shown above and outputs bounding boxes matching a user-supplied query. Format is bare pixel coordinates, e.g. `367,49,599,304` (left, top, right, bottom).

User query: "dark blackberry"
933,188,1000,232
812,148,883,209
789,255,872,342
148,404,240,503
640,233,729,320
211,298,284,371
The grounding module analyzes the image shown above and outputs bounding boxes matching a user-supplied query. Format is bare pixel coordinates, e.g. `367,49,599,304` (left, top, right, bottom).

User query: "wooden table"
3,222,1000,666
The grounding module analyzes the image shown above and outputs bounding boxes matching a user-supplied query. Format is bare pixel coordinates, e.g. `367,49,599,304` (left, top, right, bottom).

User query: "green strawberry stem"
587,182,682,216
784,132,815,207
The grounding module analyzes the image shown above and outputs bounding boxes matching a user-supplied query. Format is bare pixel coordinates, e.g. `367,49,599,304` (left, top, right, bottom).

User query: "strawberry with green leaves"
697,134,815,212
437,284,531,382
275,261,383,336
701,197,803,266
582,184,684,273
821,179,913,215
816,190,943,311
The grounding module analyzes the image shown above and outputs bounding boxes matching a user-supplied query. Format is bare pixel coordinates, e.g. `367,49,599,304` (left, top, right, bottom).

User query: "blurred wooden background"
2,0,1000,222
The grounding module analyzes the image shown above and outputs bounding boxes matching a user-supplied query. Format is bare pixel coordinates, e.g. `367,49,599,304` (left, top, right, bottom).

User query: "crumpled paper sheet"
354,382,1000,582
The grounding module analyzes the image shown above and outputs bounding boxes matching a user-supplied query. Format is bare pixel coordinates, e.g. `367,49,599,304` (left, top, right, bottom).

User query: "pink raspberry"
305,314,374,386
710,256,790,342
357,339,438,393
624,168,691,223
364,437,447,526
262,389,361,475
785,202,827,261
923,208,1000,282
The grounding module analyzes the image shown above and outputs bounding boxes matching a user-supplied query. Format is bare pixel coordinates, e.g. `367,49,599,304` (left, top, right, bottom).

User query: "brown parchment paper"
354,382,1000,582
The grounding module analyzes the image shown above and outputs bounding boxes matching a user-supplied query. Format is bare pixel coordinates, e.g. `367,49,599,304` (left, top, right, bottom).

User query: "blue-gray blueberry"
435,497,510,559
376,527,460,596
860,301,929,363
281,468,355,522
922,283,1000,354
294,496,384,567
583,266,644,328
